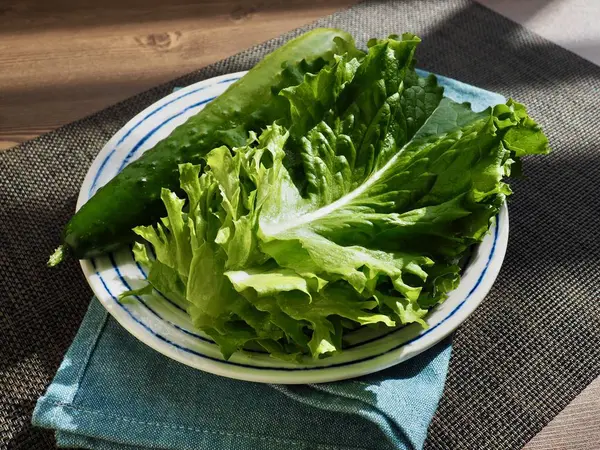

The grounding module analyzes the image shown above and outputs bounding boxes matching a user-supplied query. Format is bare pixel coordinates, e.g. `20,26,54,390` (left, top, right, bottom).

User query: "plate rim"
78,72,509,384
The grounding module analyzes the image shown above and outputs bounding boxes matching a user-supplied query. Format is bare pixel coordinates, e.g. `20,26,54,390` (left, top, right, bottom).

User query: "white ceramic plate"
78,71,509,384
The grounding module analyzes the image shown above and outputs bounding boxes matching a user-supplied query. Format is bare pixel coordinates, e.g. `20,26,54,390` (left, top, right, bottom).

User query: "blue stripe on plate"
91,259,267,369
89,76,240,195
217,76,245,84
90,75,499,371
126,248,266,353
107,253,220,344
89,149,116,197
131,250,186,313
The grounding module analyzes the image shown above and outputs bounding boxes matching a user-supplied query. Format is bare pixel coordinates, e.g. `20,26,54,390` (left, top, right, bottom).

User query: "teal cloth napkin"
33,299,451,450
33,74,504,450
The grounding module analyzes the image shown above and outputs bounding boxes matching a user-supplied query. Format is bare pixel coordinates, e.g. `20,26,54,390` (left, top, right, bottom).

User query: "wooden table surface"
1,0,597,448
0,0,354,150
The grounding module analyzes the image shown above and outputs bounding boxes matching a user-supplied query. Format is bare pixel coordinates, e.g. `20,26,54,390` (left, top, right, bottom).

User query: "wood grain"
524,376,600,450
0,0,355,150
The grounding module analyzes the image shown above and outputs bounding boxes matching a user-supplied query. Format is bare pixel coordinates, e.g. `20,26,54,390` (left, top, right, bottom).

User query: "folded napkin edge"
31,300,373,449
34,395,375,450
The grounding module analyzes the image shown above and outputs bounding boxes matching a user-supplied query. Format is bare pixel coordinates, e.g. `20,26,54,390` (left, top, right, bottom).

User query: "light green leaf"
123,33,549,361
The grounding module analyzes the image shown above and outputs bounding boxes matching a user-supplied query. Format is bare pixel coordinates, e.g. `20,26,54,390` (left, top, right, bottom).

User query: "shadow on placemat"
1,1,599,449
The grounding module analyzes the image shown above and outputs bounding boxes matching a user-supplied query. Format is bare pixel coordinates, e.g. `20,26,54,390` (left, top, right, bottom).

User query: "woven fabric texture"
1,1,599,449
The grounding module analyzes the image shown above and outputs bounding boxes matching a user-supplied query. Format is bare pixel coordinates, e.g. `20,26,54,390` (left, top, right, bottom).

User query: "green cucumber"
50,28,357,265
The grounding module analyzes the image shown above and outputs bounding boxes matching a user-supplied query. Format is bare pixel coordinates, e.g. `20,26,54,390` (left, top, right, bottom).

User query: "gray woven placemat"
2,1,599,448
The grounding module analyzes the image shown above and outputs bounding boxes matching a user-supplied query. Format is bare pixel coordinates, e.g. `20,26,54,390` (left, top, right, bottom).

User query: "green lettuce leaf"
122,34,549,360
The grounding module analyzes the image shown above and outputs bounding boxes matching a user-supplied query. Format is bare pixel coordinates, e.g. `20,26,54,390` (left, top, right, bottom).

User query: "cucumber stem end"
48,245,66,267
